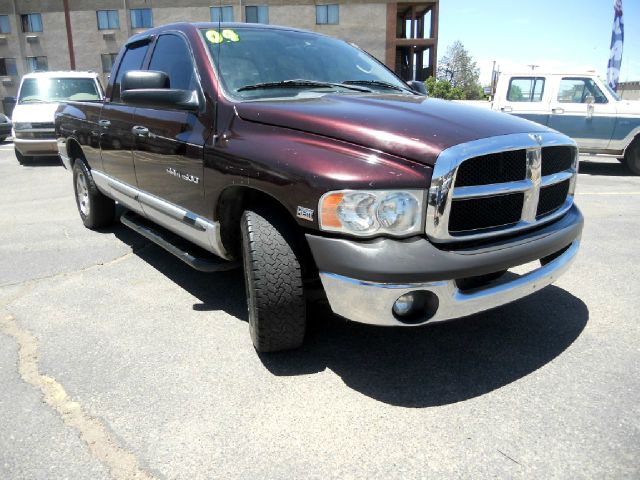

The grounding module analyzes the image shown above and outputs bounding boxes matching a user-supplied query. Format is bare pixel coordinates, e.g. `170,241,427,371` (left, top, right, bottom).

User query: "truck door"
99,39,151,187
497,76,550,127
131,33,209,219
548,77,617,151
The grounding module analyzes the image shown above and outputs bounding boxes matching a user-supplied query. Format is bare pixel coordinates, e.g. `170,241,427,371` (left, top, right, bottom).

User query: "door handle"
552,108,565,114
131,125,149,137
500,106,513,112
98,119,111,128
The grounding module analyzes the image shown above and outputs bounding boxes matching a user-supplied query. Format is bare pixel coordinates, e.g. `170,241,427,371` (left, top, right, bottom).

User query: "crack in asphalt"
0,314,158,480
0,242,151,289
0,240,156,479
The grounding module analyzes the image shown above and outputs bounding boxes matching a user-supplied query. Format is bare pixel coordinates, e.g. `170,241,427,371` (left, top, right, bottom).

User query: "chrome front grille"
426,132,578,243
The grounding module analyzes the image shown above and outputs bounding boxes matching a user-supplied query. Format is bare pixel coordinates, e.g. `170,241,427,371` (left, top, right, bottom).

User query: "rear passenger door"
99,39,150,187
131,33,210,217
499,76,550,127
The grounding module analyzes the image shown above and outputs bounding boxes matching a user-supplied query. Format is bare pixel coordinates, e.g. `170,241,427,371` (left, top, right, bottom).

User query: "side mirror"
122,70,169,91
120,70,199,111
407,80,427,95
585,94,595,120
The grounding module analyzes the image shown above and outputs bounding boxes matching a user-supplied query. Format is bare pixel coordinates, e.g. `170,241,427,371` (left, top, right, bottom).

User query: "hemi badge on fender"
297,206,314,222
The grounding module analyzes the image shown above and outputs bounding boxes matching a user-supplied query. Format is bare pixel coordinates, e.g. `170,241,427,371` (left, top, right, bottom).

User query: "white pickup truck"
461,71,640,174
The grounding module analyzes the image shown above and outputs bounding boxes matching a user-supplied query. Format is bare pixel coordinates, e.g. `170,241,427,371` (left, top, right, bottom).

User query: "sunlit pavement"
1,143,638,479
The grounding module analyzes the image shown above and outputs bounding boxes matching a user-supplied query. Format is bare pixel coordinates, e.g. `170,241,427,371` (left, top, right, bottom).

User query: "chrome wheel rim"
76,172,90,216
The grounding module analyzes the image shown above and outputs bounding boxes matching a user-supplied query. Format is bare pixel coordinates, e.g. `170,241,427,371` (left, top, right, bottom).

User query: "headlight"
319,189,424,237
13,122,32,131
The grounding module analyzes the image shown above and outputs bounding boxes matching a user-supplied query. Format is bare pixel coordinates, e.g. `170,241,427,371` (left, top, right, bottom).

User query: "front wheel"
624,140,640,175
241,208,306,352
72,160,115,229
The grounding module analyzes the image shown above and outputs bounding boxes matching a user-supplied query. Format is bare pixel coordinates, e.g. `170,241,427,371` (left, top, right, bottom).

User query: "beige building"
0,0,438,104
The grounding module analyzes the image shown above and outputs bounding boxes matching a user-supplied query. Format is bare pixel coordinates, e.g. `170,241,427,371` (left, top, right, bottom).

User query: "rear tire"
624,140,640,175
241,208,306,352
72,159,115,229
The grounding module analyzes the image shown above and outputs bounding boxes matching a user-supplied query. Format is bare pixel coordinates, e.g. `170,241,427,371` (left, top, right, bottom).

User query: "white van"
12,71,103,164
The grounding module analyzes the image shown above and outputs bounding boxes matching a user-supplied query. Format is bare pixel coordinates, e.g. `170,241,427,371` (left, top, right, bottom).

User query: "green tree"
508,84,523,101
437,41,483,100
424,76,464,100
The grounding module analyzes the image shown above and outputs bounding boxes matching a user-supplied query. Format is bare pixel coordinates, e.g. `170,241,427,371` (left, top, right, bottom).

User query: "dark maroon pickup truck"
56,22,583,352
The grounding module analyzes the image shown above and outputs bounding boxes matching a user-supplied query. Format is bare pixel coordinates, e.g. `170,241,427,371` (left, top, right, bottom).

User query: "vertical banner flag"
607,0,624,91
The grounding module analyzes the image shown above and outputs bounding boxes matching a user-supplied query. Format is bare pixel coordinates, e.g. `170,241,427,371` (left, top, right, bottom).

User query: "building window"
245,5,268,24
0,58,17,76
97,10,119,30
0,15,11,33
211,6,234,22
21,13,43,33
316,4,339,25
130,8,153,29
26,56,47,72
101,53,118,74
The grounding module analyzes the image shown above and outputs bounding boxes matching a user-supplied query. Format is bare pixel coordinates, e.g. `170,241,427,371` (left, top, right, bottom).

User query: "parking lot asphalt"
0,141,638,479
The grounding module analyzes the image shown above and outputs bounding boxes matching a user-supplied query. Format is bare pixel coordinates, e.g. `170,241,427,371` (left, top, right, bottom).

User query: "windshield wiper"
342,80,406,92
20,99,47,103
237,79,371,93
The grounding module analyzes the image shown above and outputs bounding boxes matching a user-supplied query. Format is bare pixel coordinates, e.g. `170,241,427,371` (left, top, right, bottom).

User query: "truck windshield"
201,26,412,99
18,78,101,103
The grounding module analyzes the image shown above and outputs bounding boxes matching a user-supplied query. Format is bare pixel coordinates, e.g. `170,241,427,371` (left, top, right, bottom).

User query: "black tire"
15,149,26,164
0,136,7,143
72,159,115,229
624,139,640,175
241,208,306,352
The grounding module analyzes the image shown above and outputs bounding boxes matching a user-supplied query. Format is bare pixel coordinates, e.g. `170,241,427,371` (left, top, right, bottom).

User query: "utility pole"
62,0,75,69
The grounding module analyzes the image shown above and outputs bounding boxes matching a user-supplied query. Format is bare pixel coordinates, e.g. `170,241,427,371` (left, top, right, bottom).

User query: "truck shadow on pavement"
111,224,248,320
264,289,589,408
111,223,588,408
579,159,630,177
21,156,62,167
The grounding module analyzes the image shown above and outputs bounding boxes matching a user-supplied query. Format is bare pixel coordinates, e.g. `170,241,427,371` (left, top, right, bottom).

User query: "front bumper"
14,138,58,156
307,205,583,327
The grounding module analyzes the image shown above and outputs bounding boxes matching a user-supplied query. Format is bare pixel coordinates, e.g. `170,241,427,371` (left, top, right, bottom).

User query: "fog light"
393,293,415,316
392,290,439,324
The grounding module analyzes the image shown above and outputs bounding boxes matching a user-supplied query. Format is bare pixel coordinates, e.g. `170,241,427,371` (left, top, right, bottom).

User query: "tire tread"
242,208,306,352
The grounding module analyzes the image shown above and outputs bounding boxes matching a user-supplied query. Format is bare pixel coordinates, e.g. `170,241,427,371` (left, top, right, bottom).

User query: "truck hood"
11,102,59,124
235,94,550,166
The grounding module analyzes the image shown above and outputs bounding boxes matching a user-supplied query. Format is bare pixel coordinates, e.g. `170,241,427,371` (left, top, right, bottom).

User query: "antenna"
216,0,222,71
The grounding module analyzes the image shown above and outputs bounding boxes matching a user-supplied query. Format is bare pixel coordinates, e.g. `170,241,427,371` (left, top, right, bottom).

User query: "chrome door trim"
91,169,230,259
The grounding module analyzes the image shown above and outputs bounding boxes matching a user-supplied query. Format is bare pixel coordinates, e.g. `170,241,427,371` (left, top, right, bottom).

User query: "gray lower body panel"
308,206,583,327
319,239,580,327
91,169,230,260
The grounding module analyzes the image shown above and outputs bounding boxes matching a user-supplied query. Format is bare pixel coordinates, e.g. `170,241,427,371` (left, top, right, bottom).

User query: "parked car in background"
0,113,11,142
12,71,103,164
460,70,640,174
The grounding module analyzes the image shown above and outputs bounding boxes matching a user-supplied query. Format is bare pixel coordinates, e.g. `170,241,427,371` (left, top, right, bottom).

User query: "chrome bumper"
14,138,58,156
319,239,580,327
